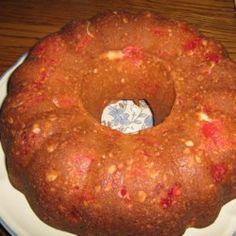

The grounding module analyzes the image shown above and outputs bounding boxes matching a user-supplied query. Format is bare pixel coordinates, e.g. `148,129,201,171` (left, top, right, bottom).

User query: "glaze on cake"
0,11,236,236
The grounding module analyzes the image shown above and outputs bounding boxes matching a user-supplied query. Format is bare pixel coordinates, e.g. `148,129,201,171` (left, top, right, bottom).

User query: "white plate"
0,54,236,236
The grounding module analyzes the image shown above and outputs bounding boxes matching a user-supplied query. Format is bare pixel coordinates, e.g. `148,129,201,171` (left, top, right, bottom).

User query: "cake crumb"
198,112,212,122
101,50,124,60
46,170,59,182
138,190,147,203
195,155,201,163
185,140,194,147
108,164,117,174
32,123,41,134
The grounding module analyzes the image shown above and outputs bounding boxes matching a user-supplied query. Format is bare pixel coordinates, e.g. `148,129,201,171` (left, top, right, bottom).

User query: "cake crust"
0,11,236,236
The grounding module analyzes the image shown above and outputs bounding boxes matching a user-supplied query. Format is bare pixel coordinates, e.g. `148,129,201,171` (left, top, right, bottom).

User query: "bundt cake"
0,11,236,236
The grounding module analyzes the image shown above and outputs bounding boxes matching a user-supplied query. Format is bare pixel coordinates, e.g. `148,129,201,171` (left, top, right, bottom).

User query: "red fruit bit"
122,46,143,65
120,187,127,197
201,121,221,145
118,186,130,199
160,183,182,209
211,163,227,183
76,35,92,51
184,38,202,51
201,120,230,150
204,52,220,63
167,183,182,197
160,197,172,209
202,121,219,139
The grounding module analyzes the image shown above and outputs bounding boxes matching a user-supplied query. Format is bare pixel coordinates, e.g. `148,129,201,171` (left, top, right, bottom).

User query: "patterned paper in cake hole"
101,100,153,134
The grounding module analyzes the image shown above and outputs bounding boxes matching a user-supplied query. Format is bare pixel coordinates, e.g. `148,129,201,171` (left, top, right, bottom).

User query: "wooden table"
0,0,236,77
0,0,236,235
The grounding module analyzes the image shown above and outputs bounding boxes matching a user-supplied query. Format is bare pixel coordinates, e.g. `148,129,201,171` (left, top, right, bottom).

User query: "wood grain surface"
0,0,236,235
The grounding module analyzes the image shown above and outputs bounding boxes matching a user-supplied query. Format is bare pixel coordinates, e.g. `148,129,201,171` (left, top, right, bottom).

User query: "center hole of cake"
80,61,176,133
101,100,154,134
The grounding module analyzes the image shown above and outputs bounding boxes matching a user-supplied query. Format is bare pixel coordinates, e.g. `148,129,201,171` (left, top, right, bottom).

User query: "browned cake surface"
0,11,236,236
